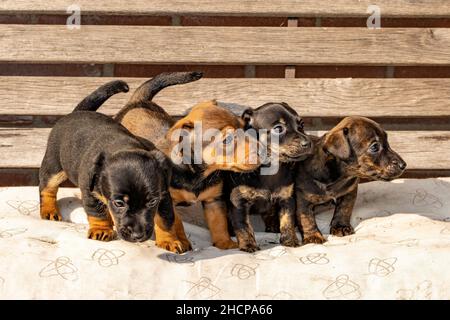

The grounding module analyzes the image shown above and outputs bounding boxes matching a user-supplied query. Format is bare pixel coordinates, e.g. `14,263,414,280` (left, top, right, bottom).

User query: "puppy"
295,116,407,244
82,72,261,250
39,80,188,253
224,102,313,252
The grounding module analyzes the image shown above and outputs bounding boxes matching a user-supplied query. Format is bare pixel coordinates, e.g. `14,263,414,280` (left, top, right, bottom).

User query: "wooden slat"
1,25,450,65
1,77,450,118
0,128,449,170
1,1,450,18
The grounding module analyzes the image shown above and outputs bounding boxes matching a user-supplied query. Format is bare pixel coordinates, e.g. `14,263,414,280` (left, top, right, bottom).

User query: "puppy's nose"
399,161,407,170
300,139,312,149
131,232,146,242
392,159,407,170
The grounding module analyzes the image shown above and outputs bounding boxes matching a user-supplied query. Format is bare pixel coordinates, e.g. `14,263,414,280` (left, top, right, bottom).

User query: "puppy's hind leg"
39,161,67,221
261,208,280,233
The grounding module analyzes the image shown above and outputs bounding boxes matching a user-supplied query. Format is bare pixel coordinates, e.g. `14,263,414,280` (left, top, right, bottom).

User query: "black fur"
39,83,173,244
73,80,129,112
224,102,313,252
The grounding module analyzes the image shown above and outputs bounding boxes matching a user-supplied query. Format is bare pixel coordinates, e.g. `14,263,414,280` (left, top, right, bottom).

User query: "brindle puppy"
224,103,313,252
294,116,406,244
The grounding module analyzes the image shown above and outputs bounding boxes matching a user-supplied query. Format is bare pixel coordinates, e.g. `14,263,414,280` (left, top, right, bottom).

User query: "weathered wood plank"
0,128,448,170
1,77,450,118
1,25,450,65
1,1,450,18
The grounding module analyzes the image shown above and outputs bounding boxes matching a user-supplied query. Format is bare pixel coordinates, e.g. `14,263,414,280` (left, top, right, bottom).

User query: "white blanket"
0,178,449,300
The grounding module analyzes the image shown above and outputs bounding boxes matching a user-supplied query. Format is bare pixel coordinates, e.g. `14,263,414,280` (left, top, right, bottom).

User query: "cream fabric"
0,178,449,299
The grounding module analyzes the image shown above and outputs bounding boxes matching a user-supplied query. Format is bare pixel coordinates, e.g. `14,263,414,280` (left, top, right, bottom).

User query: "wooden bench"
0,1,449,186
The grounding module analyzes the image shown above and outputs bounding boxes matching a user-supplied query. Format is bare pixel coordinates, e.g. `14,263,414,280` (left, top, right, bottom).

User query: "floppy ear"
167,118,194,164
242,108,254,130
148,149,172,187
88,152,105,192
324,128,351,160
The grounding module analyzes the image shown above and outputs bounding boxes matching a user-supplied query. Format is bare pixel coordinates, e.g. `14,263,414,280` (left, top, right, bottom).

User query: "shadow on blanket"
51,178,450,262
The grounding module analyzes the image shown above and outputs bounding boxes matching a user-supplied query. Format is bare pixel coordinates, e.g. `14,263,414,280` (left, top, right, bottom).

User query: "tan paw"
40,211,62,222
156,239,191,254
88,228,116,241
214,239,239,250
303,231,326,245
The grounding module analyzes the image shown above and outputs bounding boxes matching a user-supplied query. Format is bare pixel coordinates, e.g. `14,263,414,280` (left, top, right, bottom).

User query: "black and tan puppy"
294,116,407,244
39,81,189,253
82,72,261,250
224,102,313,252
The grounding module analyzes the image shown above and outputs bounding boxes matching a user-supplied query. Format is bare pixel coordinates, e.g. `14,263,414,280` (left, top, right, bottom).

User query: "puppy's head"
242,102,313,162
323,116,407,181
168,100,261,174
89,149,170,242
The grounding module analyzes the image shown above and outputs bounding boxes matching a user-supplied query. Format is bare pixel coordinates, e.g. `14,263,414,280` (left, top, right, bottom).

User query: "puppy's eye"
112,199,126,208
369,142,381,153
148,198,160,208
271,124,286,135
223,134,234,145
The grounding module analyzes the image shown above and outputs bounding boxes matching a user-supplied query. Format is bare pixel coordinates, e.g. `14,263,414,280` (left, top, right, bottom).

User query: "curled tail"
128,71,203,104
73,80,129,112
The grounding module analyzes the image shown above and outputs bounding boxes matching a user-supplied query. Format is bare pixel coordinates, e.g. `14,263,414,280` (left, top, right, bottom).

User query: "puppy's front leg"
202,199,238,250
229,204,259,253
278,198,300,247
330,186,357,237
83,193,116,241
296,197,325,244
154,194,192,254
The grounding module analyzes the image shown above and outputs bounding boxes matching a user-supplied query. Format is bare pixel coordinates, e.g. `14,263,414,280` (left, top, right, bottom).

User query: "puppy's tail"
128,71,203,104
73,80,129,112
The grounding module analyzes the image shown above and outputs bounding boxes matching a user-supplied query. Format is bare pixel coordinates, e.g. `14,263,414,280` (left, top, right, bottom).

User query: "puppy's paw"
214,239,239,250
88,228,116,241
302,231,326,245
180,238,193,251
280,235,300,248
40,211,62,222
238,242,260,253
330,224,354,237
157,239,191,254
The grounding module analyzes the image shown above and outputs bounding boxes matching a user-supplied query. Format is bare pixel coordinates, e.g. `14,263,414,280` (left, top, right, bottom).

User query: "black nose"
393,159,407,170
120,226,146,242
300,139,312,149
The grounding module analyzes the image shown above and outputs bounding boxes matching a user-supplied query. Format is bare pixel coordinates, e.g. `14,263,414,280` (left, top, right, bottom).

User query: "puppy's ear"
148,149,172,187
89,152,105,192
242,108,254,129
324,127,351,160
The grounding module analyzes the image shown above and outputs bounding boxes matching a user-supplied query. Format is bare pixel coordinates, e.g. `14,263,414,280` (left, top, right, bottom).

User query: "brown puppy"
295,116,407,244
113,74,260,250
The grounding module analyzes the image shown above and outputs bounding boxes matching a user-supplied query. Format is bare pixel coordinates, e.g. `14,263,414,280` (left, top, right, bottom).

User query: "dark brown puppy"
40,81,187,253
224,102,313,252
294,116,407,244
82,72,261,250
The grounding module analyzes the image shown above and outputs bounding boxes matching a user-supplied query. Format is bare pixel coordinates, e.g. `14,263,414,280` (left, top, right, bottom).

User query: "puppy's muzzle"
300,136,312,150
118,224,153,242
380,152,407,180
